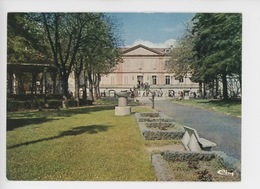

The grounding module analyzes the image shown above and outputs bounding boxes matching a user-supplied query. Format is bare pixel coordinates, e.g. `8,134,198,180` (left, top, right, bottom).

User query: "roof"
122,44,171,56
7,63,57,73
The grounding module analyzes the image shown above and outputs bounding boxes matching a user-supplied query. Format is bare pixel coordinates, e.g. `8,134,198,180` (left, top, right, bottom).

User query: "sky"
107,13,194,48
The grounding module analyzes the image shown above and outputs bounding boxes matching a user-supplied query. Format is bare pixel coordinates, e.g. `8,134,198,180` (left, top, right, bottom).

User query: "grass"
144,140,180,147
171,99,241,117
6,105,156,181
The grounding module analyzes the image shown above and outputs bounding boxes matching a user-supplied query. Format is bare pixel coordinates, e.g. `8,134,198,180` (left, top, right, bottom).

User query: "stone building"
99,44,199,97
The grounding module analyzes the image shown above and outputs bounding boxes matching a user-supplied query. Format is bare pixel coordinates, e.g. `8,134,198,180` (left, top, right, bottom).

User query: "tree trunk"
82,68,87,100
97,74,101,99
17,73,25,94
222,73,228,101
8,72,14,94
211,80,214,98
61,74,69,108
203,81,206,98
199,81,202,98
94,74,101,99
87,71,94,101
31,72,37,95
50,72,57,94
215,78,219,97
40,74,43,94
75,73,80,107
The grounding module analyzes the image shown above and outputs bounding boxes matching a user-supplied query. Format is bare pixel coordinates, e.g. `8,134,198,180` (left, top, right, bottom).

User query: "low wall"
162,151,215,162
143,130,184,140
135,112,185,140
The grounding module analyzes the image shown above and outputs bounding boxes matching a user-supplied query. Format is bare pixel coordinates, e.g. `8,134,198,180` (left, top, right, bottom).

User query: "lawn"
6,106,156,181
171,99,241,117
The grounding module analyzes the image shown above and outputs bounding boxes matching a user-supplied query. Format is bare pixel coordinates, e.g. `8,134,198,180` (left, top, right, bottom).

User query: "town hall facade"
99,44,199,97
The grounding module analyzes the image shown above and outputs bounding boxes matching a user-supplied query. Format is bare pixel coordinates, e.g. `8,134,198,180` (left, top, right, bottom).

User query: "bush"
7,99,45,111
7,94,45,101
46,94,63,100
47,100,62,109
79,99,93,106
7,93,93,111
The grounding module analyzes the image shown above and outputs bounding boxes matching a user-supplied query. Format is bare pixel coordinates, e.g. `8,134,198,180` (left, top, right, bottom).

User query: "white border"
1,0,260,189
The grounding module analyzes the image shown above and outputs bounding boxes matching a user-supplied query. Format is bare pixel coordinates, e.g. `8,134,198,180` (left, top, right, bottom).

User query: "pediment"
123,44,163,56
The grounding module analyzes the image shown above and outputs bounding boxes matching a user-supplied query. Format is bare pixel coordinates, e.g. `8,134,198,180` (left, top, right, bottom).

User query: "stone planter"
115,91,131,116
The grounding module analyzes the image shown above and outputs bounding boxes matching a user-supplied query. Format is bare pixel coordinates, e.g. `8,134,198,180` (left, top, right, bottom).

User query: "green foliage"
166,23,194,79
7,13,123,101
7,13,52,63
191,13,242,99
7,99,44,111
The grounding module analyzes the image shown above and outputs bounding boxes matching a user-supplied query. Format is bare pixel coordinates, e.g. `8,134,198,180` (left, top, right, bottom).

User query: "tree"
191,13,242,100
7,13,53,94
8,13,123,102
166,22,206,96
79,14,123,101
70,14,122,103
8,13,51,63
40,13,106,106
166,23,194,82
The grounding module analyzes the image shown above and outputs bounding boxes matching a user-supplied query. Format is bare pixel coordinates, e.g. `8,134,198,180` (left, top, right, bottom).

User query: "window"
164,61,168,70
138,62,142,70
165,75,170,85
152,76,157,85
179,77,184,83
152,62,156,70
111,76,115,85
124,76,128,84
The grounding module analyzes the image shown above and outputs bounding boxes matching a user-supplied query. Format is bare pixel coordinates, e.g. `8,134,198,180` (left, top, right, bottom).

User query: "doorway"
137,75,143,88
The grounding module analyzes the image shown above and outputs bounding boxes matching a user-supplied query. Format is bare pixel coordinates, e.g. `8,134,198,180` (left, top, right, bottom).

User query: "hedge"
7,99,93,112
7,94,63,101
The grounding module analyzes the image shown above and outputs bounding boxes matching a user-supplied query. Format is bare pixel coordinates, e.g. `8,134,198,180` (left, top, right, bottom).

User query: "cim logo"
217,169,234,176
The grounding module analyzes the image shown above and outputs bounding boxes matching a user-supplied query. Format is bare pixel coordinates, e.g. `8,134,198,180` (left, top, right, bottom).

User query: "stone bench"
181,126,217,152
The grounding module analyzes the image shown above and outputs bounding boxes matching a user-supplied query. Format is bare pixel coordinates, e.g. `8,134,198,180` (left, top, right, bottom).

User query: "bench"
181,126,217,152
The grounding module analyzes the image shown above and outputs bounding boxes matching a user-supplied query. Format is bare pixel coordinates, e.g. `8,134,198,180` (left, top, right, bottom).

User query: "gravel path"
138,97,241,160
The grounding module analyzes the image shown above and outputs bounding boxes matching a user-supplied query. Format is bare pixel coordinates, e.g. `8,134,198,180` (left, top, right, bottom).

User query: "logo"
217,169,234,176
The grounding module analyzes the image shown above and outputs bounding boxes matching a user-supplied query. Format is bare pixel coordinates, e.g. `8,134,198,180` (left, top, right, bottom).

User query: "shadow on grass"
7,117,59,131
7,125,111,149
53,105,115,117
7,105,115,131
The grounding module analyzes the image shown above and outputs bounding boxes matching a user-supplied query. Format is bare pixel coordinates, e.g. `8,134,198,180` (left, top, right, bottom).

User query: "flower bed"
152,151,241,181
135,112,184,140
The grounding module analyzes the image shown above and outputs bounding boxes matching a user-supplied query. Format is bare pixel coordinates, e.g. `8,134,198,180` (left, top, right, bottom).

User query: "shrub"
47,100,62,109
7,99,45,111
7,94,45,101
7,93,93,111
79,99,93,106
46,94,63,100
